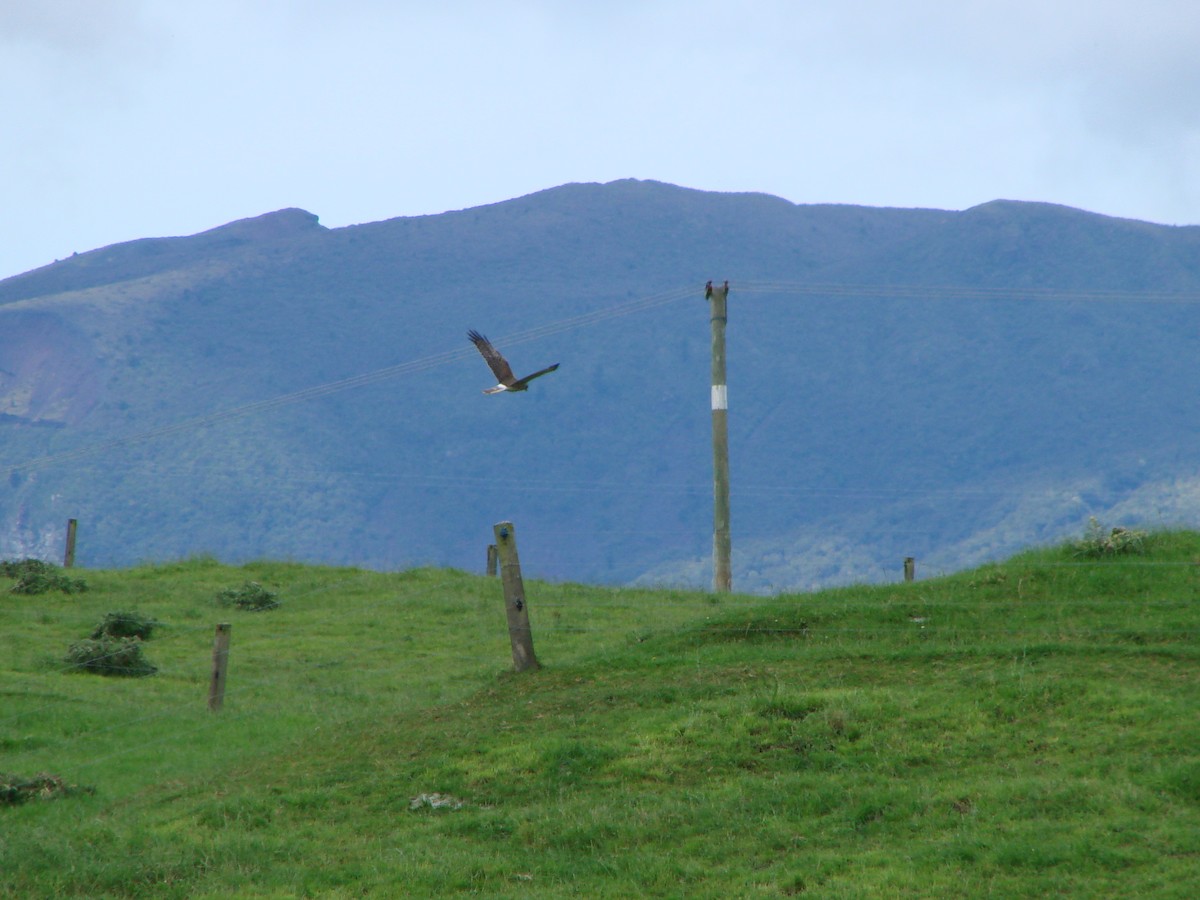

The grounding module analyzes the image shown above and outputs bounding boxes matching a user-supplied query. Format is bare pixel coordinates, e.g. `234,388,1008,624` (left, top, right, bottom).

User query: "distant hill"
3,179,1200,590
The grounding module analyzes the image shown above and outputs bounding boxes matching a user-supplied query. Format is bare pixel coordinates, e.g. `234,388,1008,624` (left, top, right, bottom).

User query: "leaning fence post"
208,623,232,712
64,518,78,568
493,521,540,673
904,557,915,582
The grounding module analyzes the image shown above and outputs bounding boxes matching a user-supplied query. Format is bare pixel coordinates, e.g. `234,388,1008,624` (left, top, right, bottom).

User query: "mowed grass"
2,535,1199,898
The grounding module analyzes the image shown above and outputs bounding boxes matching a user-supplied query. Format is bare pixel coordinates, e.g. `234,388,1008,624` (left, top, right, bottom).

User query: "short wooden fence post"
487,544,498,577
493,521,540,673
904,557,915,582
64,518,78,568
208,623,232,712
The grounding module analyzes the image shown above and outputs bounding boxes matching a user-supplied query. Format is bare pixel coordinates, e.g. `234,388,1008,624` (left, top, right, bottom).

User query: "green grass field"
2,535,1198,898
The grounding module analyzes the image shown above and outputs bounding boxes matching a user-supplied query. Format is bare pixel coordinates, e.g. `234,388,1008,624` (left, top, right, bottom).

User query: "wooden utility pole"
64,518,78,568
492,521,540,672
208,623,232,712
706,280,732,592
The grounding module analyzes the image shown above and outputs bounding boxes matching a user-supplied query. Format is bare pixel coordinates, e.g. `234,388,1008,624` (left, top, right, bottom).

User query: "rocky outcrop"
0,311,101,426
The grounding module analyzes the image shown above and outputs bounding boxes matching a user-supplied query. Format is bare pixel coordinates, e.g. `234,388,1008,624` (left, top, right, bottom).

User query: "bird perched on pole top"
468,330,559,395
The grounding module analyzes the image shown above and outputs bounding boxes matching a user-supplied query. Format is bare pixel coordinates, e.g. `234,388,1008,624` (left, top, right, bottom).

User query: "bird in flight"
468,329,559,394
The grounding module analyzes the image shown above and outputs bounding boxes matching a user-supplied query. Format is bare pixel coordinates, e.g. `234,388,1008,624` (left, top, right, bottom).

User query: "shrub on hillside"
0,558,54,579
4,559,88,595
1072,517,1148,558
11,571,89,595
216,581,280,611
91,611,159,641
64,637,157,677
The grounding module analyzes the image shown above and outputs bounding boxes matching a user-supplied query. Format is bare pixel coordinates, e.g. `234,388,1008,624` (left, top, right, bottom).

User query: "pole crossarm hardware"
705,280,732,592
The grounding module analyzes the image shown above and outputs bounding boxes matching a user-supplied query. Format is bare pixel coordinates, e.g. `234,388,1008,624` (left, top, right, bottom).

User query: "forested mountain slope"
3,180,1199,589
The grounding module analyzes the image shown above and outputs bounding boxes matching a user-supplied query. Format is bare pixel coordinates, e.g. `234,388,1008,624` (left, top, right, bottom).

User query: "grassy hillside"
2,533,1198,897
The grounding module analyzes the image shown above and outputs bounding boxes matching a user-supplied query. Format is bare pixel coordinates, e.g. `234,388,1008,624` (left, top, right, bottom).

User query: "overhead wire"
733,280,1200,304
3,285,696,478
7,276,1198,480
75,457,1101,501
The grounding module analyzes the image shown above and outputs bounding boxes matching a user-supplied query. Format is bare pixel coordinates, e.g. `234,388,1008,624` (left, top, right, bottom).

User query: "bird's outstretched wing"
512,363,560,390
468,330,515,385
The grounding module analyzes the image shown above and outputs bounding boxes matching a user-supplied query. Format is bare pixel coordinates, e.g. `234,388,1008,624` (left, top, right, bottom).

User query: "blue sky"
2,0,1198,280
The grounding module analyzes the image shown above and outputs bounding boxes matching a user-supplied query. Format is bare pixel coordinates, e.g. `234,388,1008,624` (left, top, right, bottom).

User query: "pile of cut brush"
0,772,89,806
64,610,161,677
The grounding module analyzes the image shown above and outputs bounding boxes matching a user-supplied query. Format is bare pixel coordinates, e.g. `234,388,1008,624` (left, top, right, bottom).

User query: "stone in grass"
409,792,466,811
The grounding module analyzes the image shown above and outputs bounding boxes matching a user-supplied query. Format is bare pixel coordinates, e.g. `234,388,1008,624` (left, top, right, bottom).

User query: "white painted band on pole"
711,384,727,410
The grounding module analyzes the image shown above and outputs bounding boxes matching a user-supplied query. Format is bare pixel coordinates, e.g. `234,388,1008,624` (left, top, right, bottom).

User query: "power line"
3,285,695,478
734,280,1200,304
65,455,1189,509
7,276,1198,480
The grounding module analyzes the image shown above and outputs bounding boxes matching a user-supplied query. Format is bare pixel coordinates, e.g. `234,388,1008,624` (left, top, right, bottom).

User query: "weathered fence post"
493,521,540,673
487,543,498,577
208,623,232,712
64,518,78,568
904,557,915,583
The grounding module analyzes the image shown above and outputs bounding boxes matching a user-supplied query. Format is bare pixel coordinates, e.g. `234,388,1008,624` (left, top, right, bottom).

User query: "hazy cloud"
0,0,150,56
